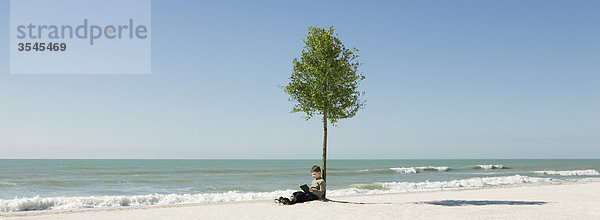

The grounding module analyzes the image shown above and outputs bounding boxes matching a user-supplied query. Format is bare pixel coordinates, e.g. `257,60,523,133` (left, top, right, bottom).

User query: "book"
299,184,311,194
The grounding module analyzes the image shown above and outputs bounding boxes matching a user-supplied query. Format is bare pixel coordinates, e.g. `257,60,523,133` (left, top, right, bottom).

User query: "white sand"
3,182,599,220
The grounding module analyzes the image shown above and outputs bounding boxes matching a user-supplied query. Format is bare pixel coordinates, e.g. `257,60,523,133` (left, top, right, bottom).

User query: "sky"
0,0,598,159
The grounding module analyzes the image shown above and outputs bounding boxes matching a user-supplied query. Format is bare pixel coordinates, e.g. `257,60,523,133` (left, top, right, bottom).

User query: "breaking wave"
0,190,297,213
389,166,450,174
3,175,597,213
339,174,588,195
469,164,509,170
533,169,600,176
0,181,17,186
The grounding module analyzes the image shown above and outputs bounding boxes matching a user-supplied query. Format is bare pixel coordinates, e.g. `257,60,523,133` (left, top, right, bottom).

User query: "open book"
299,184,313,194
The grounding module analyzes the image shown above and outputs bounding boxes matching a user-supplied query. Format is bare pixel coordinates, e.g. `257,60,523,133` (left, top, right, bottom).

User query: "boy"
276,165,326,205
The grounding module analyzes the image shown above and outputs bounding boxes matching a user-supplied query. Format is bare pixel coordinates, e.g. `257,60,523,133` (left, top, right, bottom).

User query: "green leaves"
283,26,365,125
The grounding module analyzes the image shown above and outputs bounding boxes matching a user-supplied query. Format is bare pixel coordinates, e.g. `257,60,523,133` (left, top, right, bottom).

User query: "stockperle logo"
10,0,151,74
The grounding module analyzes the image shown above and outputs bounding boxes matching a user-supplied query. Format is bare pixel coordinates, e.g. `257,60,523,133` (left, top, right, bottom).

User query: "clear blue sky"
0,0,598,159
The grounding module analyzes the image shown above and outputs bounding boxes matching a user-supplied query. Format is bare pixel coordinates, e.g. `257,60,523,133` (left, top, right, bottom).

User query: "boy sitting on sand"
276,165,326,205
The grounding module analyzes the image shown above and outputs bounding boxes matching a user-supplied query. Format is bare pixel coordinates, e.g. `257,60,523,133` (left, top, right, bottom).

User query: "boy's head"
311,165,321,179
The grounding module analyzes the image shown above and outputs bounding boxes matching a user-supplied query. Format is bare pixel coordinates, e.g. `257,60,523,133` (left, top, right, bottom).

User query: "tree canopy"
283,26,365,124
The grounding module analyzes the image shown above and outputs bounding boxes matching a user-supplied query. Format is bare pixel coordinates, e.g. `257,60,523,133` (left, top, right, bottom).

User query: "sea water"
1,159,599,213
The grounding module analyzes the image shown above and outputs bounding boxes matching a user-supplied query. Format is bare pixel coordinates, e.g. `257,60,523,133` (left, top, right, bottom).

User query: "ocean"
1,159,599,213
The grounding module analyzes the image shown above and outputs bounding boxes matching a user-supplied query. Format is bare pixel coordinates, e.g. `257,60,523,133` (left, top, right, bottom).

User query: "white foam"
330,174,600,196
390,167,418,173
0,190,296,212
416,166,450,171
0,181,17,186
476,164,505,169
2,175,598,213
390,166,449,174
533,169,600,176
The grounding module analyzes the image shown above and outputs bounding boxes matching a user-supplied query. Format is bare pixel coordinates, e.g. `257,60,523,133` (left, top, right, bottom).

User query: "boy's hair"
311,165,321,173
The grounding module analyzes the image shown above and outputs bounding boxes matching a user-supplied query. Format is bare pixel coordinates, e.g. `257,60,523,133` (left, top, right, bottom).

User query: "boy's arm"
311,180,326,197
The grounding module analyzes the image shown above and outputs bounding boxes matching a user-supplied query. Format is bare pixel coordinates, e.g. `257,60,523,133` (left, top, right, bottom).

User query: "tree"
283,26,365,199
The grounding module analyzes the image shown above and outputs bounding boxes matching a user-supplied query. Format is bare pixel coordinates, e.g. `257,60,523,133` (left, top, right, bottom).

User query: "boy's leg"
307,193,319,201
290,191,309,204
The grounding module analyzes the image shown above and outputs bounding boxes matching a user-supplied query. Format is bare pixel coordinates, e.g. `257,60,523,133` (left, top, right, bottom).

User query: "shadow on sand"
302,199,546,206
321,199,392,205
419,200,547,206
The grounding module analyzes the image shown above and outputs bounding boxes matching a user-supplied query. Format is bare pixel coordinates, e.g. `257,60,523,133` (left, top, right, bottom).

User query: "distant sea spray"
390,166,450,174
533,169,600,176
329,166,450,175
469,164,510,170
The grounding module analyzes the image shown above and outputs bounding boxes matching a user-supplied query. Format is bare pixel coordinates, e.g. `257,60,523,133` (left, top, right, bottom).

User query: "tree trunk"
322,113,327,199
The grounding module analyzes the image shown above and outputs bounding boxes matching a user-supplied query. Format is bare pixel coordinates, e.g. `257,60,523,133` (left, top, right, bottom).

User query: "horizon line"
1,158,599,160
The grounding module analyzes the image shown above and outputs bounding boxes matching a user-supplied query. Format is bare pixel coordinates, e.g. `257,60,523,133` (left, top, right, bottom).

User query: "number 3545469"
18,42,67,51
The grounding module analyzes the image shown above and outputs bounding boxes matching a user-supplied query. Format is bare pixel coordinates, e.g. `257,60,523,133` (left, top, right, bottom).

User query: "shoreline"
3,180,599,219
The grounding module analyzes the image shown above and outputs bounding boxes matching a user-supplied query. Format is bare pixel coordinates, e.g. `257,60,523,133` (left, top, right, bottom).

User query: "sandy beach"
2,181,599,220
